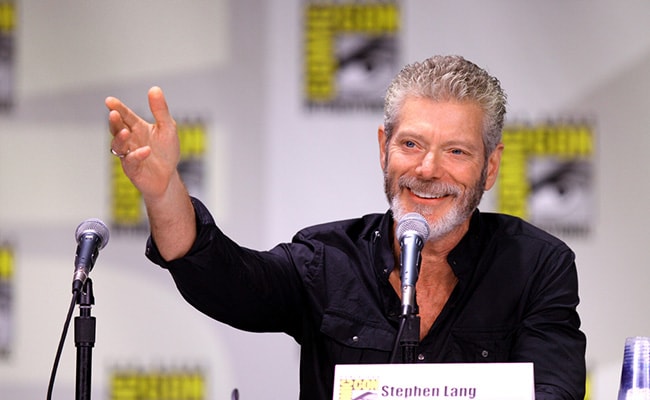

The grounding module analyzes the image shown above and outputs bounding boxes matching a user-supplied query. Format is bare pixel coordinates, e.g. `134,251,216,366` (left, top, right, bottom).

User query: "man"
107,55,586,400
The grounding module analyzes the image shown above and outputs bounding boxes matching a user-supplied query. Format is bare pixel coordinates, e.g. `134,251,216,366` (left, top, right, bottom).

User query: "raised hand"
106,86,195,260
106,86,180,202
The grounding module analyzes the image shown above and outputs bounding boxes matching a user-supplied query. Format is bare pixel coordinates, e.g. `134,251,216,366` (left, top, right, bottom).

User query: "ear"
484,143,504,191
378,125,388,171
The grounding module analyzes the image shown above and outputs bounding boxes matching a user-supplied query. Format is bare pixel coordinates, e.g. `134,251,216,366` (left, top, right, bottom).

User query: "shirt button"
352,336,359,343
417,354,425,361
481,350,489,358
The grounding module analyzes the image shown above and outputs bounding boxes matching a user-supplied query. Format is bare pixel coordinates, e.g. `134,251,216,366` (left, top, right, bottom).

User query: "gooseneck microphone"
72,218,110,293
396,212,430,316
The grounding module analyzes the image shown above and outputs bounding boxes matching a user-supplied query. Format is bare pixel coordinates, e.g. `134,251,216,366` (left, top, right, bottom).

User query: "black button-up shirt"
147,198,586,400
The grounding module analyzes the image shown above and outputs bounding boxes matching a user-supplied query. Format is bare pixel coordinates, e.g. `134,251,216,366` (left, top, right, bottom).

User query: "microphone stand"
399,304,420,363
389,296,421,363
74,278,96,400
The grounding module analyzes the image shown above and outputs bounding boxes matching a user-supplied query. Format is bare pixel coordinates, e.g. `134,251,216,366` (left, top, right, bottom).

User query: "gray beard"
386,169,487,242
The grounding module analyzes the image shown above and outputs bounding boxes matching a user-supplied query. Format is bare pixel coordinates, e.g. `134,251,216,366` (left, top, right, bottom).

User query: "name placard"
332,363,534,400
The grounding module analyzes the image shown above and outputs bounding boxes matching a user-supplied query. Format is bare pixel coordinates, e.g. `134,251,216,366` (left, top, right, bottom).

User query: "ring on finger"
110,147,130,158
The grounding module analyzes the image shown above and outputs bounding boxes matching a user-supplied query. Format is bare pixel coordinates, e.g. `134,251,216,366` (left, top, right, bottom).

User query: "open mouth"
410,189,449,199
409,187,455,200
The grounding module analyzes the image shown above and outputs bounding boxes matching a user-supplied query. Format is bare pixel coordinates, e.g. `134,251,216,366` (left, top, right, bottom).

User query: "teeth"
412,190,445,199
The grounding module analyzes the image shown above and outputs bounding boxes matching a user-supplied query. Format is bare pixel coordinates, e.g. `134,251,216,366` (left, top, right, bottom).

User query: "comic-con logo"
338,378,380,400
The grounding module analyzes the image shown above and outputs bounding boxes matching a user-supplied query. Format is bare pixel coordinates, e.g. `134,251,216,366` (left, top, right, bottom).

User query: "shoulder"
469,213,579,294
292,212,389,244
474,212,576,268
478,212,569,249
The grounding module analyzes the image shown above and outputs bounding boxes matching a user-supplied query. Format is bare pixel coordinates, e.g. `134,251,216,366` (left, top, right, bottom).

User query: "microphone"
72,218,110,293
395,212,430,316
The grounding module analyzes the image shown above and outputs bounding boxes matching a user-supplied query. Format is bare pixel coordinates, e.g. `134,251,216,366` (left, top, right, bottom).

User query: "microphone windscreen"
396,212,430,241
75,218,110,250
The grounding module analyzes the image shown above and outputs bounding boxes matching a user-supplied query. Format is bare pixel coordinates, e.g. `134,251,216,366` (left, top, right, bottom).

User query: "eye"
405,140,416,148
450,148,465,155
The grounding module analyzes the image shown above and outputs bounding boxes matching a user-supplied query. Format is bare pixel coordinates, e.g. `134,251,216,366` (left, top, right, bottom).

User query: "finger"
147,86,176,129
120,147,152,177
110,127,131,154
105,95,145,130
121,145,152,164
107,110,127,137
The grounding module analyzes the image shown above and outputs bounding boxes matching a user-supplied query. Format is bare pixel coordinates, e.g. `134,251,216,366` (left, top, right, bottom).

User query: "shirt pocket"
448,328,514,362
320,310,395,364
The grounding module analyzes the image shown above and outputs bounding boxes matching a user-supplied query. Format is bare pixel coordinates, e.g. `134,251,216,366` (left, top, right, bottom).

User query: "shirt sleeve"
513,245,586,400
145,197,308,339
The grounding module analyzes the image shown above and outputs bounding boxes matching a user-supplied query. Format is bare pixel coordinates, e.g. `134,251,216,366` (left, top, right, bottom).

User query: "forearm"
144,170,196,261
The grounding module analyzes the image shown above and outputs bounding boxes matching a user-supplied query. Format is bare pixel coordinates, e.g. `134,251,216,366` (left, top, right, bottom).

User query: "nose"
415,150,442,179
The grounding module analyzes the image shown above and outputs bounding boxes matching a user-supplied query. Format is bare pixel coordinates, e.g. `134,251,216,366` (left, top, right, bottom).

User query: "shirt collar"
371,209,485,281
448,209,484,280
370,210,398,280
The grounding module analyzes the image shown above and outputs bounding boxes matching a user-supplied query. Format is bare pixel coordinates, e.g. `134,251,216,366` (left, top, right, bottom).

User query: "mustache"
397,176,462,197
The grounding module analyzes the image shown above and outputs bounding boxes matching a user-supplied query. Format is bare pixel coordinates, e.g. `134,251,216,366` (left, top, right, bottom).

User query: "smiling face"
379,97,503,241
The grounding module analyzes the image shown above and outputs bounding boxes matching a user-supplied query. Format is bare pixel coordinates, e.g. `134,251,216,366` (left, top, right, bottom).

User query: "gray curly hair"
383,55,507,160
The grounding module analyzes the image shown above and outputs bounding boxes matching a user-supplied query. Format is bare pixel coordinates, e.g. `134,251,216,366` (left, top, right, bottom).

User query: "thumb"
147,86,176,128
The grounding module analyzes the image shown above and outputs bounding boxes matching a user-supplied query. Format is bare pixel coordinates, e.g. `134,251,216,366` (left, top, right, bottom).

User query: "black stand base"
400,314,420,363
75,279,96,400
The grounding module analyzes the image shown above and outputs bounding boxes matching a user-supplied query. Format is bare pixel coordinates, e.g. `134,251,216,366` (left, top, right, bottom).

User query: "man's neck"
398,218,470,263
